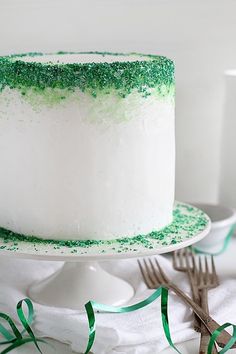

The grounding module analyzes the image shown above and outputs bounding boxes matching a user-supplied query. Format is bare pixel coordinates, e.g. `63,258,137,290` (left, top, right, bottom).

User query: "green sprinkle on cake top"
0,51,175,98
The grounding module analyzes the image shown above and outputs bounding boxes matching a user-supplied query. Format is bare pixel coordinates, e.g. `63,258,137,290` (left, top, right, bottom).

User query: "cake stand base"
28,261,134,309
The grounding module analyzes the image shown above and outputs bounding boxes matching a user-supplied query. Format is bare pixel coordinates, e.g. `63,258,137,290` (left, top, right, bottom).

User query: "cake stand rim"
0,202,211,261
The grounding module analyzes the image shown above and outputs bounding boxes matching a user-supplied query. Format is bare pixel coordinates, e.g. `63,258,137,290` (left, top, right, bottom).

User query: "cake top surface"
0,51,174,98
20,52,156,64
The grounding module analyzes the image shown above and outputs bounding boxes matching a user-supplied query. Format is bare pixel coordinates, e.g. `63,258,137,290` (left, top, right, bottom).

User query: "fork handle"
189,278,201,332
168,283,235,349
199,288,218,354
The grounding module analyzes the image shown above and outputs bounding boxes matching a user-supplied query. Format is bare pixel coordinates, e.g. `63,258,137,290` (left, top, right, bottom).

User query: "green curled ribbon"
0,298,45,354
208,323,236,354
0,287,236,354
84,287,181,354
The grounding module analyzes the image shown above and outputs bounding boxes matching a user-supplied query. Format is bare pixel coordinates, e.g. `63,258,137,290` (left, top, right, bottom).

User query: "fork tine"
211,255,219,285
173,251,178,268
143,259,156,287
198,257,204,287
190,249,198,280
203,256,211,284
138,259,154,288
148,258,161,284
179,249,184,267
185,249,194,280
204,256,210,284
185,248,191,268
173,249,181,267
154,258,169,283
190,248,197,268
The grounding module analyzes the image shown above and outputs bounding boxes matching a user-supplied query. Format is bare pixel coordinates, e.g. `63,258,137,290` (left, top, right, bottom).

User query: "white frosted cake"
0,52,175,241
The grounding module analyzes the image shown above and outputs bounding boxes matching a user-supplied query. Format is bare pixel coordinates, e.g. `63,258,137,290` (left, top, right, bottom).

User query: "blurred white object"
219,71,236,208
192,203,236,252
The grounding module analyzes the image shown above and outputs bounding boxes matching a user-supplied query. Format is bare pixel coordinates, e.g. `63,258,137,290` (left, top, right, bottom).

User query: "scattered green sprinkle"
0,203,209,256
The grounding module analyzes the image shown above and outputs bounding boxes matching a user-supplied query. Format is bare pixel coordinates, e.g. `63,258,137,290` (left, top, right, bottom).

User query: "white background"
1,0,236,203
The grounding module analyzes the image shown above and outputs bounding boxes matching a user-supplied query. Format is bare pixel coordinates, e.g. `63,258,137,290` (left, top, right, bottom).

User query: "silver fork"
190,255,219,354
173,248,201,331
138,257,235,349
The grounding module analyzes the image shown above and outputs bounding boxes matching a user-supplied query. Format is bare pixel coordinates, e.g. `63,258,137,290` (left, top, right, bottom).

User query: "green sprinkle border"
0,203,210,256
0,51,175,99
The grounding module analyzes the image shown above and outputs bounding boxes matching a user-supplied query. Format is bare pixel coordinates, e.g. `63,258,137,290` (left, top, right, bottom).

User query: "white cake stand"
0,202,210,309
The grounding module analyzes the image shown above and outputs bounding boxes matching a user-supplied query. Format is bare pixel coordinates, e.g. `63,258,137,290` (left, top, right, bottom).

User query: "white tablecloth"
0,241,236,354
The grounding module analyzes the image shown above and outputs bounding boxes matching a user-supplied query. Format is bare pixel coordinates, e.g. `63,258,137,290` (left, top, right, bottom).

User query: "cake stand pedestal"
29,261,134,308
0,202,211,309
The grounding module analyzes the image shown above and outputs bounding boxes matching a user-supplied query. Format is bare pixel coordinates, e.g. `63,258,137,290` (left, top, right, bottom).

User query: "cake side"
0,52,175,241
